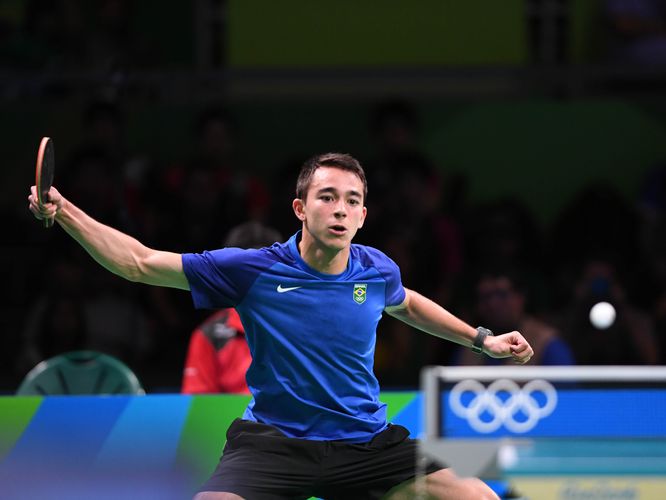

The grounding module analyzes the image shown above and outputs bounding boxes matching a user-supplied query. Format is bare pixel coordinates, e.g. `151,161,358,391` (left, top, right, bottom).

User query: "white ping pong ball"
589,301,616,329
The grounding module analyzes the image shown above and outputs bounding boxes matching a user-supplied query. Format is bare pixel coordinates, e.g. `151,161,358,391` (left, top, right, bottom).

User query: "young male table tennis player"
29,152,533,499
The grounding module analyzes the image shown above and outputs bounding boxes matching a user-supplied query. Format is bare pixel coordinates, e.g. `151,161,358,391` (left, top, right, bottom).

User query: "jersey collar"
287,231,353,280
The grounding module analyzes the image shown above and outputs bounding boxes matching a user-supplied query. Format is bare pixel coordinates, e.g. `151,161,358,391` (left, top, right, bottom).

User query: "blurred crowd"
8,96,666,392
4,0,666,392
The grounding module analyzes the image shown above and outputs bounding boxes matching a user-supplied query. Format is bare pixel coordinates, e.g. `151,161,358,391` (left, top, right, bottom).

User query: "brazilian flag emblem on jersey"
353,283,367,304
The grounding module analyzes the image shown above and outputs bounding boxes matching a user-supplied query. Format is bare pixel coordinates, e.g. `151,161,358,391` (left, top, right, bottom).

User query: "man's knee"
193,492,244,500
385,469,499,499
425,469,500,499
456,477,499,499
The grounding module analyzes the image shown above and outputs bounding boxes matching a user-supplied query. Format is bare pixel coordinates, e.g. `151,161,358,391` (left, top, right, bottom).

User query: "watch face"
478,327,493,336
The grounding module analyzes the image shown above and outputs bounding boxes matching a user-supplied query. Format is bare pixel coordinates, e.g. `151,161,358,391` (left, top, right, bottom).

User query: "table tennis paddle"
35,136,55,228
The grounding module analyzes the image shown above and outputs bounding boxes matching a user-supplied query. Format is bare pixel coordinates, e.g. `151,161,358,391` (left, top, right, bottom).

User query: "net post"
421,365,444,440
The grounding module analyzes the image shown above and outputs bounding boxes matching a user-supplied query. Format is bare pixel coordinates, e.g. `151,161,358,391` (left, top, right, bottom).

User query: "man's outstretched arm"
386,287,533,363
29,186,189,290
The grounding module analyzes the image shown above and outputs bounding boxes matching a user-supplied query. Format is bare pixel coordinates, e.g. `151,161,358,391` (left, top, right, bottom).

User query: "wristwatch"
471,326,493,354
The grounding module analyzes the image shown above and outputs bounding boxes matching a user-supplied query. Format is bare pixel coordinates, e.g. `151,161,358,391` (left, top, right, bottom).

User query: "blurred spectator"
61,147,125,225
549,182,643,310
637,162,666,363
18,254,153,370
363,99,444,243
58,99,158,242
266,157,306,238
17,247,154,382
375,152,463,296
16,254,87,376
454,267,574,366
82,267,153,365
151,106,269,252
67,100,153,230
182,308,250,394
364,99,463,297
557,256,659,365
181,222,282,394
463,198,550,316
465,198,544,272
605,0,666,65
369,98,421,155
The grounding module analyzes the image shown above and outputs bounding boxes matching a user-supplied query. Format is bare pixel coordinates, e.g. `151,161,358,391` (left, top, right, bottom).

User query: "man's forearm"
29,185,187,289
389,288,534,363
56,199,159,283
388,288,477,347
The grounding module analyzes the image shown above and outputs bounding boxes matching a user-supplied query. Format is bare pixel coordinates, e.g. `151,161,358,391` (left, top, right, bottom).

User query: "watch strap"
472,326,493,354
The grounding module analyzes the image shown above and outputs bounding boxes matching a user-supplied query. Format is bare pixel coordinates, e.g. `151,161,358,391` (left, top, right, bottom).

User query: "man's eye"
349,199,359,205
321,195,332,202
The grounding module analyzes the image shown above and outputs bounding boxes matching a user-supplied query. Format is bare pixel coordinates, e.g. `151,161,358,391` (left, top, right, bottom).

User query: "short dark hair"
296,153,368,202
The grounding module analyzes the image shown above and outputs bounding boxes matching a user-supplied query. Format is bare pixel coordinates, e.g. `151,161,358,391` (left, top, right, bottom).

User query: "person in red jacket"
181,222,282,394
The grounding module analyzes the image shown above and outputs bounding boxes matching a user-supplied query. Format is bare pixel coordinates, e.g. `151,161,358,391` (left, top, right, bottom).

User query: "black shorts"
198,418,446,500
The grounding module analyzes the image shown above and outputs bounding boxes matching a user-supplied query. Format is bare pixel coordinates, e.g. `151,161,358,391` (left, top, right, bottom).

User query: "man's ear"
292,198,306,221
358,206,367,228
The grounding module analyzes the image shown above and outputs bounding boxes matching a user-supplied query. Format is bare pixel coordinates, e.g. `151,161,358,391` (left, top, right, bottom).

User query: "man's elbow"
122,254,152,283
114,265,143,283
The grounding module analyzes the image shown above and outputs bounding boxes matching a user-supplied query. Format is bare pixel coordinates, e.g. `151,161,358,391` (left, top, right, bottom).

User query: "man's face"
294,166,367,251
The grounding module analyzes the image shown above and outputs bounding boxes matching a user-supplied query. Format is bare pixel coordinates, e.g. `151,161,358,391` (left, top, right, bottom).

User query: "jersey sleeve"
182,248,267,309
381,256,406,307
358,246,406,307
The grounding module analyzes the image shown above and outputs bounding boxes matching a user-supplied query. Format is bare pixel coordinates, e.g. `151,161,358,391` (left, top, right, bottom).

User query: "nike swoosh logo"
277,285,302,293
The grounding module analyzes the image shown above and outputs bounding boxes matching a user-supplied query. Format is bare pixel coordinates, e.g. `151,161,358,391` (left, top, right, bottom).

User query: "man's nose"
334,200,347,217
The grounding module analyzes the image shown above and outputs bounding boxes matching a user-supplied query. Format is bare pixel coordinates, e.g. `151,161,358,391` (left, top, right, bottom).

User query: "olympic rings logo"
448,379,557,433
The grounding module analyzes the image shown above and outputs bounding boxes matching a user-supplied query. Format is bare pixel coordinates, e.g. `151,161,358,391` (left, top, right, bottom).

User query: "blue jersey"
182,231,406,443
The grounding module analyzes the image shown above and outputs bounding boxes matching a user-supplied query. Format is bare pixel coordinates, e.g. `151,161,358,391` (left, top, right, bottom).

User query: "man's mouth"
328,225,347,236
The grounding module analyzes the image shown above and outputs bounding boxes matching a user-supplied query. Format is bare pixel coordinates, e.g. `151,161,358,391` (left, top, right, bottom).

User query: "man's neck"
298,232,349,275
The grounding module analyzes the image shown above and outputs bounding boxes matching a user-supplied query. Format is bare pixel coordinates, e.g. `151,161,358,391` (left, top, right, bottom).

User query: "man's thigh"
197,419,319,499
317,425,445,500
197,420,455,500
